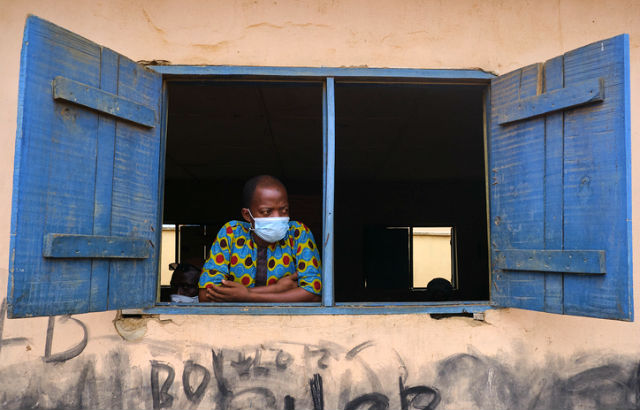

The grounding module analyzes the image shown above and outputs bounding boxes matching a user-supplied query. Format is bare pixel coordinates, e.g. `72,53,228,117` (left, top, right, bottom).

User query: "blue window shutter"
489,34,632,320
8,16,163,317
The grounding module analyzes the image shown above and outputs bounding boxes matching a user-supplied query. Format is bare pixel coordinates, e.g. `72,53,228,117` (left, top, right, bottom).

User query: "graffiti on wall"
0,299,639,410
148,349,441,410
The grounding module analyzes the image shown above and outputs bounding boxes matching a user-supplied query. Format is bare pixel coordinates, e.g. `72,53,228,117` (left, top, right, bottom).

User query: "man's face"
243,185,289,224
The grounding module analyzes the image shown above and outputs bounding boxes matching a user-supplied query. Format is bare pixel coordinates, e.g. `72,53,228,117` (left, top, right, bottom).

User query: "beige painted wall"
160,227,176,286
1,1,640,408
413,228,453,288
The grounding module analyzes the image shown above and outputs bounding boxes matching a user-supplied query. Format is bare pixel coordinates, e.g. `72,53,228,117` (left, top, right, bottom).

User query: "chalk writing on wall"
150,352,440,410
0,299,639,409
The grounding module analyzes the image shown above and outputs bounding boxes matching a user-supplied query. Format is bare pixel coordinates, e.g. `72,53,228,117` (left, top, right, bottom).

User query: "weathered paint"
153,65,495,80
494,249,606,274
145,301,491,315
52,76,157,128
43,234,151,259
0,299,639,409
489,34,632,320
495,77,604,125
322,77,335,308
1,1,640,409
7,16,162,318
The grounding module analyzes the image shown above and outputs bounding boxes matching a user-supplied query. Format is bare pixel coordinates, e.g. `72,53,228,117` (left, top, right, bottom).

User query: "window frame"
145,65,494,315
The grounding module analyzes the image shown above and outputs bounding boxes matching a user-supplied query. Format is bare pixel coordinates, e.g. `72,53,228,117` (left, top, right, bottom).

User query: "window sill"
128,301,493,315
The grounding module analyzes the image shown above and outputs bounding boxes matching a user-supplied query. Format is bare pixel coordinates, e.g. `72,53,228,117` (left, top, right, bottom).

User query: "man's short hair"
242,175,287,208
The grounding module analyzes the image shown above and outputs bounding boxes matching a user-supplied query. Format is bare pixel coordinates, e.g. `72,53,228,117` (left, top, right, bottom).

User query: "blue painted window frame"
144,65,495,315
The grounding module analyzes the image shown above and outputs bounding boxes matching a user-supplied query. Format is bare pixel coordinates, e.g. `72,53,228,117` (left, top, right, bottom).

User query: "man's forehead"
253,184,288,203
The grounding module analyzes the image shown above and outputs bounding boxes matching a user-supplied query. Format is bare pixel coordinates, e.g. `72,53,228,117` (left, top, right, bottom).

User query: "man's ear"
241,208,252,223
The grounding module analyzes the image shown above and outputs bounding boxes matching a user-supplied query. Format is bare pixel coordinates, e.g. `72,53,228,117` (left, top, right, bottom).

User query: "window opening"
160,77,489,305
161,79,324,302
334,81,489,302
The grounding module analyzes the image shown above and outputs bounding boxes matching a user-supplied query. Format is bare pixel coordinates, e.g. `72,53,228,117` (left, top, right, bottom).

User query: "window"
332,81,488,303
159,78,487,305
7,16,632,320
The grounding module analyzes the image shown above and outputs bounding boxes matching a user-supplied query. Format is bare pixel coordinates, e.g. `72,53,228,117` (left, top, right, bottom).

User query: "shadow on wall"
0,298,638,410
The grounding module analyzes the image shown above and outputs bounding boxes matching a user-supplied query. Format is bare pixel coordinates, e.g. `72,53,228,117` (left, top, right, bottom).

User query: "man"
199,175,322,302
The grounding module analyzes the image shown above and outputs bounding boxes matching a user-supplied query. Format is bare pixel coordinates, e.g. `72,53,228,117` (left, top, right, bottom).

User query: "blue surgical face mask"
170,294,199,303
248,210,290,243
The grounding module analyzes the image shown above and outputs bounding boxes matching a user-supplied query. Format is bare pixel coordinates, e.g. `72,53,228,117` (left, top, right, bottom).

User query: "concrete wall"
1,1,640,409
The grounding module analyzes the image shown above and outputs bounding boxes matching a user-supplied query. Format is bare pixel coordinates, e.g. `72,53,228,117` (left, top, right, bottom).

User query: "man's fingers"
209,285,230,295
221,279,242,288
203,281,249,302
206,286,231,302
200,285,234,302
279,273,297,282
207,286,229,301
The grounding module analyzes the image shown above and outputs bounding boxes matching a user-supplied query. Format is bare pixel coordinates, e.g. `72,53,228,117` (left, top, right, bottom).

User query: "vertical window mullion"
322,77,335,307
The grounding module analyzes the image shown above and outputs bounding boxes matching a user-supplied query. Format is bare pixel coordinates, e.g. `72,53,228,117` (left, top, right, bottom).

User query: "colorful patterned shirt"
199,220,322,295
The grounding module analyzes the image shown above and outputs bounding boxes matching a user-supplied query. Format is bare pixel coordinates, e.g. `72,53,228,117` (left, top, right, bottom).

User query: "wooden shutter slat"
494,250,605,274
541,55,565,314
43,234,151,259
496,77,604,125
53,76,156,127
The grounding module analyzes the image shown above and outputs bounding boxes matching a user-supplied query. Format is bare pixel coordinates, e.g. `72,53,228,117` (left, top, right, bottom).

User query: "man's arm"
199,279,320,303
199,223,234,291
290,222,323,298
247,273,299,294
199,273,299,302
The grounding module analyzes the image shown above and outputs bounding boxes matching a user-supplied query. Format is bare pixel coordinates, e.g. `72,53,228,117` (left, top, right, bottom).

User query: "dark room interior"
162,78,488,302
